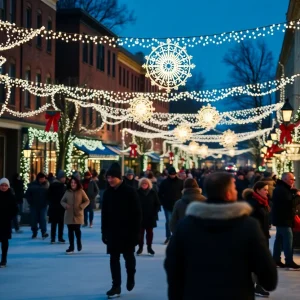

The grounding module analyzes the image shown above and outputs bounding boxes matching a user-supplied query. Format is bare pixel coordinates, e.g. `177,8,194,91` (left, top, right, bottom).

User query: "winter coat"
272,179,300,227
164,201,278,300
149,178,159,194
101,181,142,254
10,178,24,204
123,177,138,189
158,176,184,211
82,179,99,209
97,177,107,190
236,178,249,200
244,189,270,242
137,188,160,228
0,189,18,240
48,179,67,223
60,189,90,225
25,180,50,208
169,188,206,233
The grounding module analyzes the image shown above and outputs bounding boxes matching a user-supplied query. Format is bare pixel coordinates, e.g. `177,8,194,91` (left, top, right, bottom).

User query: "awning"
105,145,129,156
147,152,161,163
74,144,119,160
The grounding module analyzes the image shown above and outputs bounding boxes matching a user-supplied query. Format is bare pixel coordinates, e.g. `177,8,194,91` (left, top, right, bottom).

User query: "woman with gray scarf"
170,178,206,234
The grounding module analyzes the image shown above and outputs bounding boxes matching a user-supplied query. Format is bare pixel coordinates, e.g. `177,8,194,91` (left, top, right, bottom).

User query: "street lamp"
266,134,273,148
270,128,277,141
281,98,294,123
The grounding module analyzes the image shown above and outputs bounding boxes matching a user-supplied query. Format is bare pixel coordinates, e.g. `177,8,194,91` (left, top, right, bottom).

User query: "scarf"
252,191,269,208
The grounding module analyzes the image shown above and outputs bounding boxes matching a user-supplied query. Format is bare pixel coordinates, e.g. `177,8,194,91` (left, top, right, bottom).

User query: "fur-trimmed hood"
242,188,253,200
186,201,252,220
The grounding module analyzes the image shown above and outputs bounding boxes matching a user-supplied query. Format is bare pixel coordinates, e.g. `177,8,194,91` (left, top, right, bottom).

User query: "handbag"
293,215,300,232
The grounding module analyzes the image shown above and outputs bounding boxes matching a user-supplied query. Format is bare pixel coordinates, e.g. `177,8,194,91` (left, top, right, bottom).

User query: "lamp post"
270,128,277,142
281,98,294,124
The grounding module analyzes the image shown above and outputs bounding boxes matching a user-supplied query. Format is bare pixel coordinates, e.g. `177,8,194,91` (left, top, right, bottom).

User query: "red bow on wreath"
169,152,174,163
279,120,300,144
269,143,285,154
45,111,61,132
130,144,138,158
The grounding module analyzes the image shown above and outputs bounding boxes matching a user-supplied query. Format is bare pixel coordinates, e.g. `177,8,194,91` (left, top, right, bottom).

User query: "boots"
106,286,121,298
136,246,143,255
147,245,155,256
126,274,135,291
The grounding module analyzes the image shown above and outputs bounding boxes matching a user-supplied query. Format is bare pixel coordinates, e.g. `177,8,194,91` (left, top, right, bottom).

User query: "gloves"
102,234,108,245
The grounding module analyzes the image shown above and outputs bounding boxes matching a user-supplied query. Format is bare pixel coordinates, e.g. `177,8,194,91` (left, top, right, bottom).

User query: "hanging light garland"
173,124,192,142
198,144,209,158
188,141,199,153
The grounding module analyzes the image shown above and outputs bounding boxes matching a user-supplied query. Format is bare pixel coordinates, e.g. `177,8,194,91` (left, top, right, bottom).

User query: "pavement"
0,211,300,300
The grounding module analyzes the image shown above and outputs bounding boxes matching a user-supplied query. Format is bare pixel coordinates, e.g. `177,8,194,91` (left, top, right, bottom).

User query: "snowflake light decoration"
142,38,195,93
220,130,238,148
129,96,155,122
198,144,209,158
228,149,236,157
197,104,220,129
189,141,199,153
174,124,192,142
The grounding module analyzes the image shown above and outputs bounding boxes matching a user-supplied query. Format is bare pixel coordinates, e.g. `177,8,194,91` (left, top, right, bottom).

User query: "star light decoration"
129,96,155,122
198,144,209,158
174,124,192,142
142,38,195,92
197,104,221,129
189,141,199,153
220,130,238,148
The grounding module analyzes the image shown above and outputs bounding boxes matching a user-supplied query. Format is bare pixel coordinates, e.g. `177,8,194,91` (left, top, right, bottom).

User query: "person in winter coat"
136,178,160,256
164,172,277,300
25,172,50,239
101,163,142,298
10,173,24,233
158,166,183,244
235,171,249,200
97,169,107,208
0,178,18,268
272,172,300,270
82,171,99,227
123,169,138,189
60,176,90,254
48,170,67,244
147,171,159,194
169,178,206,234
243,182,271,297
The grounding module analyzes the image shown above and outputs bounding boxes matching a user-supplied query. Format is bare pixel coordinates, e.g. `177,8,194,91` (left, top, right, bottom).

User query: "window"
36,12,42,48
127,71,129,88
82,40,88,63
112,103,115,132
112,53,116,77
82,108,86,125
9,0,16,23
89,107,93,124
123,68,125,87
96,112,101,127
46,75,51,103
9,62,16,105
96,44,105,71
26,6,32,28
47,19,52,52
0,64,6,103
119,66,122,85
89,44,94,65
24,68,31,108
36,73,41,108
131,74,133,90
107,50,111,76
107,121,110,131
0,0,6,21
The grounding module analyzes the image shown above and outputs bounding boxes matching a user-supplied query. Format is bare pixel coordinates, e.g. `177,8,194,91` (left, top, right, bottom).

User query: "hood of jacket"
181,188,206,204
242,188,254,200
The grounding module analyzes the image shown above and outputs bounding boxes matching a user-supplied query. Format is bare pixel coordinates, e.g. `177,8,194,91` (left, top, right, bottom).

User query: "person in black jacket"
158,166,183,244
101,163,142,298
136,178,160,256
164,172,277,300
48,170,67,244
0,178,18,268
123,169,138,189
243,181,271,297
272,172,300,270
97,169,107,209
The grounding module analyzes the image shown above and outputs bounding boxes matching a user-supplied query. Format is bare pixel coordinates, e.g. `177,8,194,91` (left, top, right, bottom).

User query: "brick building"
0,0,57,179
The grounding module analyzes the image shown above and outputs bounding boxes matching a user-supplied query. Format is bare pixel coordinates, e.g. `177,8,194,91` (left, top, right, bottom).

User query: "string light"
189,141,199,153
173,124,192,142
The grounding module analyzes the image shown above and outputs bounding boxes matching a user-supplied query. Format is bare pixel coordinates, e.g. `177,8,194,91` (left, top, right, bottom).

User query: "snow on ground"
1,211,300,299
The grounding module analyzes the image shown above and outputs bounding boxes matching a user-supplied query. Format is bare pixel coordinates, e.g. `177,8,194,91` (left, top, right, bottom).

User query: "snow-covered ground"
1,211,300,299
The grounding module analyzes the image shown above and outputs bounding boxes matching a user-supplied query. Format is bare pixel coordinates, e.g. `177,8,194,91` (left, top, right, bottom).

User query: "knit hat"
106,163,122,179
57,170,66,179
168,166,176,175
126,169,134,175
184,178,198,189
36,172,46,180
0,178,10,187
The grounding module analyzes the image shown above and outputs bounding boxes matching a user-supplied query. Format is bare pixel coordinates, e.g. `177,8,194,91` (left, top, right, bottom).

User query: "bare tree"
223,40,274,166
57,0,136,30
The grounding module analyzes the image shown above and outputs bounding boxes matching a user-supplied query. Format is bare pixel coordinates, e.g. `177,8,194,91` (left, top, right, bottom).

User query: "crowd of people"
1,163,300,298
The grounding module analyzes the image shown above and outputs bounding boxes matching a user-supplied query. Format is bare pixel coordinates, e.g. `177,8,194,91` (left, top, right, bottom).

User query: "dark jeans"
163,208,172,239
273,226,293,265
51,220,64,240
12,203,23,231
1,239,9,263
110,251,136,287
139,228,154,246
30,206,47,234
67,224,81,250
84,203,94,226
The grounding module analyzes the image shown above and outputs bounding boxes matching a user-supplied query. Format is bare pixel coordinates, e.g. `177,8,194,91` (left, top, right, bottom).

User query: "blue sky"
119,0,289,89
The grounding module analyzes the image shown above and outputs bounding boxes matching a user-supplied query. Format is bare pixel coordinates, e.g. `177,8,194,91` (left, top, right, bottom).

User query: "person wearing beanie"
123,168,138,189
158,166,183,244
235,171,249,201
25,172,50,239
0,178,18,267
81,171,99,227
48,170,67,244
101,162,142,298
169,178,206,234
165,172,277,300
